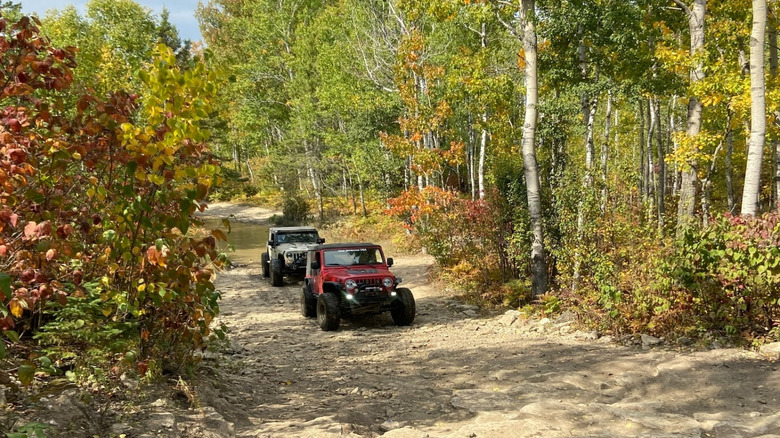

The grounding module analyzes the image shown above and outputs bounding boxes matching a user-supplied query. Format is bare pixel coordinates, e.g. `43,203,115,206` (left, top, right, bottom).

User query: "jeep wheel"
316,293,341,331
391,288,416,326
270,259,283,287
301,285,316,318
261,252,270,278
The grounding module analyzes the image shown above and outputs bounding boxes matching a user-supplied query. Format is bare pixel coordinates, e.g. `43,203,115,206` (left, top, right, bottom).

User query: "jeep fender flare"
322,282,343,295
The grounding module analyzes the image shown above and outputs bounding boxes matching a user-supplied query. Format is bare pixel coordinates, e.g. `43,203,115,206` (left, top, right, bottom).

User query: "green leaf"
0,273,11,300
18,363,36,386
4,330,19,342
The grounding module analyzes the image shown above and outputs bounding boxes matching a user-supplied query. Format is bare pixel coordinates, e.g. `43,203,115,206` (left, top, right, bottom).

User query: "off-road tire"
317,293,341,331
391,288,416,326
261,252,270,278
270,259,283,287
301,285,316,318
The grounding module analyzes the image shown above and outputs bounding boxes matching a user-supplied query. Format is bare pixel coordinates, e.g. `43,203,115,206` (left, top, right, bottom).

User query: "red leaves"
19,269,35,284
6,148,26,164
72,270,83,286
0,209,19,227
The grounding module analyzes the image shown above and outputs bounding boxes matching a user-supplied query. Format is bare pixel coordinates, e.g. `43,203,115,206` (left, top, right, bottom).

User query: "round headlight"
284,252,294,260
345,279,357,289
383,277,394,288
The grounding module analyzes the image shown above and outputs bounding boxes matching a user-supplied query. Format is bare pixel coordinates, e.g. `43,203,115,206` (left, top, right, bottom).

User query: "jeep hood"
326,266,394,277
278,243,316,253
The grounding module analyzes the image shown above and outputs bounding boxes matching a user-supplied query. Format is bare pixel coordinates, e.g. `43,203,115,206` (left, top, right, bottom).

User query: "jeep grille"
357,278,382,286
288,252,306,261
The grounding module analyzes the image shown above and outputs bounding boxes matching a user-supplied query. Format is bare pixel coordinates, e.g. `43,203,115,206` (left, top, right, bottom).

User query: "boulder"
641,334,663,346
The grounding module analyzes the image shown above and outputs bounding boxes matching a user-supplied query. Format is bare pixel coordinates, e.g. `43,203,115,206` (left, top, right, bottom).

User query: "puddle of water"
202,218,269,264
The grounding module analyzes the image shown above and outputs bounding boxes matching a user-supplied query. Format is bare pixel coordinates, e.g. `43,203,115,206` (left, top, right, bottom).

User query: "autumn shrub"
387,187,523,304
0,15,227,385
547,202,670,335
651,212,780,343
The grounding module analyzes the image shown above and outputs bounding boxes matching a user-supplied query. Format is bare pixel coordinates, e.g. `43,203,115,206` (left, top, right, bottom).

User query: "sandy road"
189,203,780,438
201,258,780,438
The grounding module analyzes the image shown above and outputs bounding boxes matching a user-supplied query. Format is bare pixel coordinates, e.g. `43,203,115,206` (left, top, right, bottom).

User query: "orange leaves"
22,221,52,240
211,229,228,242
146,246,170,267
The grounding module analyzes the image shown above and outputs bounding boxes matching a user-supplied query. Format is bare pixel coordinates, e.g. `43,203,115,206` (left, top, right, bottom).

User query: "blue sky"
20,0,204,42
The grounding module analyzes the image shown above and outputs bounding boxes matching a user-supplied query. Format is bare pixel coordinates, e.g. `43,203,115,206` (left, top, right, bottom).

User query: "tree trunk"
353,157,368,217
601,91,612,214
654,98,666,229
479,22,488,200
467,104,477,200
771,16,780,209
479,112,488,199
646,98,656,208
520,0,547,297
304,139,323,221
670,96,680,196
347,168,357,215
638,100,646,203
647,99,658,224
741,0,767,216
726,130,735,211
676,0,706,231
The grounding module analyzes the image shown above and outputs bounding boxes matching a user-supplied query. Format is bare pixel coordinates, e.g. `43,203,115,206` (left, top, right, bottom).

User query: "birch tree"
493,0,548,296
741,0,767,216
673,0,706,230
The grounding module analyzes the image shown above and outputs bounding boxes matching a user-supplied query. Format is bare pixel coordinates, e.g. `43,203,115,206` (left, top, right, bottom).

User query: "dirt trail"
189,204,780,438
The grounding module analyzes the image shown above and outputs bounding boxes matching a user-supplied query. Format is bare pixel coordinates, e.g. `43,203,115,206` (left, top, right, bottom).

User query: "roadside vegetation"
1,0,780,434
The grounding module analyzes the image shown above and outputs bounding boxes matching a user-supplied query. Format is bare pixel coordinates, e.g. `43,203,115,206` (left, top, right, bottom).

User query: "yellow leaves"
700,94,724,107
147,173,165,186
9,299,23,318
667,130,723,171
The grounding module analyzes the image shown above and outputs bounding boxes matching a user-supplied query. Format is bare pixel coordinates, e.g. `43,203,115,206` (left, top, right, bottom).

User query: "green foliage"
7,422,50,438
657,212,780,343
278,192,311,226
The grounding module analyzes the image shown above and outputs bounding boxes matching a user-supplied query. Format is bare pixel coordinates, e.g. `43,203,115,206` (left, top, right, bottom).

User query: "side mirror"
268,240,274,247
386,257,393,267
310,261,320,270
318,238,325,244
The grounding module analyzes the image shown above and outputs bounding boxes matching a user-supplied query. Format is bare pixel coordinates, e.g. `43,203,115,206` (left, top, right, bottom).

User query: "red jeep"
301,243,415,331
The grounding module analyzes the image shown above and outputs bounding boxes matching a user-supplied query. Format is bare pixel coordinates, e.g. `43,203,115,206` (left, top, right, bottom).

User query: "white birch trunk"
741,0,766,216
479,112,488,199
520,0,547,296
478,22,488,200
601,91,612,214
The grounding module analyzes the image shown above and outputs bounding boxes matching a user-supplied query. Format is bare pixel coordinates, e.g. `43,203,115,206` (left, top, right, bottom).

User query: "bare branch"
671,0,692,16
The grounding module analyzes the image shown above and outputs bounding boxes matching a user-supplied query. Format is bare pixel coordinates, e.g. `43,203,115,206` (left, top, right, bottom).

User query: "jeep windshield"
276,232,318,244
323,248,384,266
